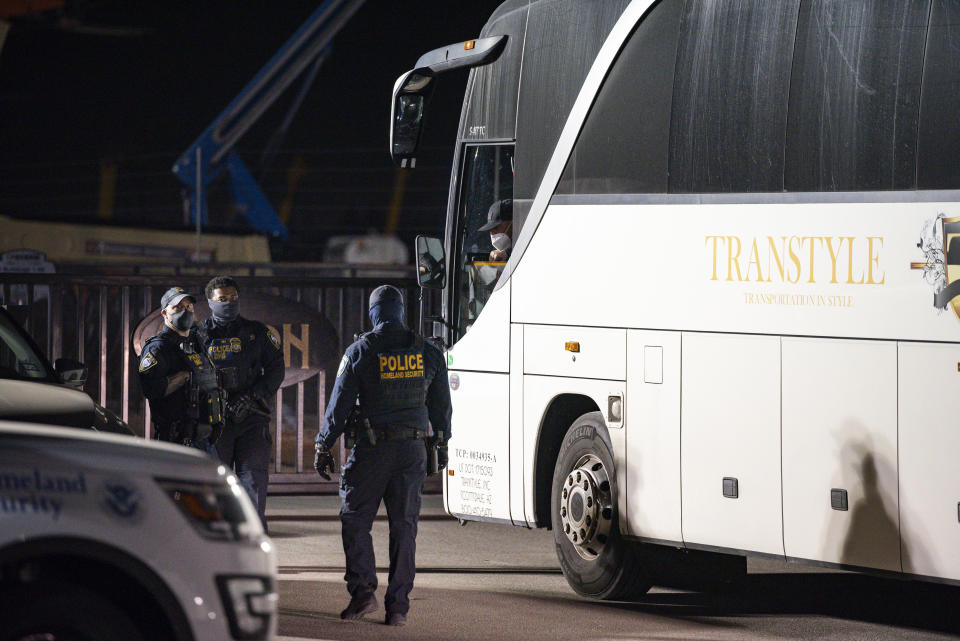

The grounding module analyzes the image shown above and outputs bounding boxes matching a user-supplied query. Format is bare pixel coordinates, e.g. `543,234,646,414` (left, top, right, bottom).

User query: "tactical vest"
179,333,225,426
360,331,427,421
203,319,261,393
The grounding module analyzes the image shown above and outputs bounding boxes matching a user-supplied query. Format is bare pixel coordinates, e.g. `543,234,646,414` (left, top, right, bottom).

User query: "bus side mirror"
416,235,445,289
390,71,435,168
390,36,508,168
54,358,88,390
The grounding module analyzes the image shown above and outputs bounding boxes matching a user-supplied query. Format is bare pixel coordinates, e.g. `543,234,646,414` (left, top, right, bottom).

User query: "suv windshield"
0,310,55,382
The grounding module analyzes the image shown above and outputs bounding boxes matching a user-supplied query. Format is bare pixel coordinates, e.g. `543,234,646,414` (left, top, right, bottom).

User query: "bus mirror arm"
390,36,508,167
425,315,451,349
426,315,452,329
413,35,507,75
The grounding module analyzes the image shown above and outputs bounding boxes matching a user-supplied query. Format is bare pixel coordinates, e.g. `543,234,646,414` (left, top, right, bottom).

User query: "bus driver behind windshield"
479,198,513,261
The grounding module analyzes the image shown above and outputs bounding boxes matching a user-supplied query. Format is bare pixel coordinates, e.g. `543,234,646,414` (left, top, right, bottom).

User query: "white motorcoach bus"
392,0,960,598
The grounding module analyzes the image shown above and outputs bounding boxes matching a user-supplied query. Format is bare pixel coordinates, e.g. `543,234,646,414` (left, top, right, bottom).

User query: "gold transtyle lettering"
767,237,786,282
846,236,864,285
705,233,885,287
825,237,843,284
706,236,723,281
726,236,743,282
867,236,885,285
746,238,764,282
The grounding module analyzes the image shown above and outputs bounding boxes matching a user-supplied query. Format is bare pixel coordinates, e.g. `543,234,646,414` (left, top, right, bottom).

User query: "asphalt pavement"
268,495,960,641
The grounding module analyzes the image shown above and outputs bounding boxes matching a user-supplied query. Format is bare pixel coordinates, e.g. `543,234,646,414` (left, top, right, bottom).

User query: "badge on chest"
208,337,244,361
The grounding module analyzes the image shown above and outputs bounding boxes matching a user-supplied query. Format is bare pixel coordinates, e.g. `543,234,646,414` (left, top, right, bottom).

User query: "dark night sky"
0,1,503,256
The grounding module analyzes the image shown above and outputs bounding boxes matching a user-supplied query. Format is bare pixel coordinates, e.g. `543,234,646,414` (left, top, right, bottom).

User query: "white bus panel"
512,201,960,343
446,280,511,374
523,325,626,380
509,323,526,523
781,338,899,572
680,333,783,556
624,330,681,542
898,342,960,582
445,370,511,523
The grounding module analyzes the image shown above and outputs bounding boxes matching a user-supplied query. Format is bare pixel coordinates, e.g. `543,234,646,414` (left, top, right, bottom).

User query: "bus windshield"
453,143,514,341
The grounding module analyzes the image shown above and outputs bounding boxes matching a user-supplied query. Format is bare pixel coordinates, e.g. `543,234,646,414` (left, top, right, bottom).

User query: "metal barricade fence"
0,268,442,494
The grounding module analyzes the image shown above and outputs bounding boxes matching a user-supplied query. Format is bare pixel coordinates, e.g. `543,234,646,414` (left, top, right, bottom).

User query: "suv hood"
0,420,218,480
0,379,95,428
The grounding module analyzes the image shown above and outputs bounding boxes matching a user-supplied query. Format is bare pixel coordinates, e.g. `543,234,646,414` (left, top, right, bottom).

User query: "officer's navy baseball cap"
160,287,195,309
478,198,513,232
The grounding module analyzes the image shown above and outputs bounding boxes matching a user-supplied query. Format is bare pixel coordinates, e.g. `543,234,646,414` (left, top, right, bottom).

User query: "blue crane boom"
172,0,365,239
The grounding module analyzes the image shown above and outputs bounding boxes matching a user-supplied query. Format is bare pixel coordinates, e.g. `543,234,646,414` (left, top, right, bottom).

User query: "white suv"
0,420,278,641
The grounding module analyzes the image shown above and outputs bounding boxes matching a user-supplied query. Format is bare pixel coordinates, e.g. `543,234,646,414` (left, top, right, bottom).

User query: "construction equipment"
173,0,365,239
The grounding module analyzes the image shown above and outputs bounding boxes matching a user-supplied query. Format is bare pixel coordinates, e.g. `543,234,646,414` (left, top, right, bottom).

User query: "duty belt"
373,427,427,442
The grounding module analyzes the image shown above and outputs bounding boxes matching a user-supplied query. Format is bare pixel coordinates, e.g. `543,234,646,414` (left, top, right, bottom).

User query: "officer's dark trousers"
339,438,426,615
216,419,270,528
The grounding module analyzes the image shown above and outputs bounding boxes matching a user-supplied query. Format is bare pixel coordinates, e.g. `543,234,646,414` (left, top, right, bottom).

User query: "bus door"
443,142,519,524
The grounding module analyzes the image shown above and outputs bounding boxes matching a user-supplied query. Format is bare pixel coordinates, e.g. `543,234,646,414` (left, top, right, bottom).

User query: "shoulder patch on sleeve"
267,326,281,350
336,354,349,378
138,351,157,373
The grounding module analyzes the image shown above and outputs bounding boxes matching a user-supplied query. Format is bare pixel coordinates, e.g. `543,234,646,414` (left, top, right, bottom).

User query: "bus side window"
918,0,960,190
557,0,682,195
785,0,929,192
670,0,799,194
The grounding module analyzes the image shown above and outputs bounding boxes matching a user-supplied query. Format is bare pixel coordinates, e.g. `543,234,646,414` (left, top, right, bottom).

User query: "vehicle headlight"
157,478,260,542
216,575,277,640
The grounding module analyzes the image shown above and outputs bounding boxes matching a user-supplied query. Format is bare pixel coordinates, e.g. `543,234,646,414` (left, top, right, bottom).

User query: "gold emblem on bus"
912,214,960,322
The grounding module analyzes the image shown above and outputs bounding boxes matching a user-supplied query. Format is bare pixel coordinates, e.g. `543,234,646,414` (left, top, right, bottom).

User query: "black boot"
340,592,378,620
385,612,407,626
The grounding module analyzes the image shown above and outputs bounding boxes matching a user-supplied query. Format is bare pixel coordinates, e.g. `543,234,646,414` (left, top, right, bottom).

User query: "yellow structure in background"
0,215,270,266
98,159,118,220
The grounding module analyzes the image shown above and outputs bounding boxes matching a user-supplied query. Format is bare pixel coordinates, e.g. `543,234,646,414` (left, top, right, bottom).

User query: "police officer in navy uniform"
138,287,224,452
200,276,284,529
314,284,451,626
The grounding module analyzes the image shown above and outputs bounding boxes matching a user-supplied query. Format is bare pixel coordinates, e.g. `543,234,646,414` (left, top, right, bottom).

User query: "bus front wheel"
550,411,650,600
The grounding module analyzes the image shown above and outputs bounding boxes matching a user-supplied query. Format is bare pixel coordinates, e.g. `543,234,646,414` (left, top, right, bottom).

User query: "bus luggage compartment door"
898,341,960,581
680,333,783,556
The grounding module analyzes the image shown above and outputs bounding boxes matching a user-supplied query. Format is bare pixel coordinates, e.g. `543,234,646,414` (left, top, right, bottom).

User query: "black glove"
226,392,270,422
437,443,448,470
314,443,336,481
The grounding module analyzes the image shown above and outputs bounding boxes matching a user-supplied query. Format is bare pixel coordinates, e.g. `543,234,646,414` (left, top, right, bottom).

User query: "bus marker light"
565,342,580,353
464,40,476,50
448,469,455,476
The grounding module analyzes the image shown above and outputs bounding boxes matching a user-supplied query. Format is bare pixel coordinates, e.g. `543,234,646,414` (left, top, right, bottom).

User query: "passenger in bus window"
478,198,513,262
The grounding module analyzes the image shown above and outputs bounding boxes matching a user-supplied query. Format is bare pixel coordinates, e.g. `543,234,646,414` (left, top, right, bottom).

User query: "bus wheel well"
0,542,190,641
533,394,601,528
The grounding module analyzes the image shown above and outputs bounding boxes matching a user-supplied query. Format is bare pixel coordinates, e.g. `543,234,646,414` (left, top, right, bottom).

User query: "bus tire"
551,411,650,600
0,583,145,641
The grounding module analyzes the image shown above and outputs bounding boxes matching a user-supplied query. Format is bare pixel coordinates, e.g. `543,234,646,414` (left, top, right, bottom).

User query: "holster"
219,366,241,393
427,439,439,476
343,406,361,449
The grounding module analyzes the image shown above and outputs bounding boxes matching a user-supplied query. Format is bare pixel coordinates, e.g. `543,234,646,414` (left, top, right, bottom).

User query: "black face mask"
209,300,239,324
169,309,194,331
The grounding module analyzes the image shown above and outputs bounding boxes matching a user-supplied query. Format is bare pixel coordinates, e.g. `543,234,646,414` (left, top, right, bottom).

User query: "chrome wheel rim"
559,453,613,560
